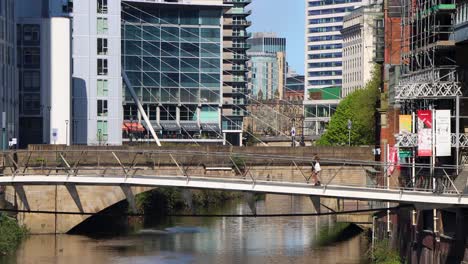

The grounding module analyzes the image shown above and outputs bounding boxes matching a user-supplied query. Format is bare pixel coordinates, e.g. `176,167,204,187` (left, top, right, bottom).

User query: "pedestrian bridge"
0,173,467,205
1,147,467,233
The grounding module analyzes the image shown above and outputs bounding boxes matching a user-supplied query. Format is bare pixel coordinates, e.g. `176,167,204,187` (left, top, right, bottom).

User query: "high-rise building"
222,0,251,146
304,0,368,135
341,5,383,97
247,32,286,100
122,1,225,144
0,0,17,149
15,0,251,147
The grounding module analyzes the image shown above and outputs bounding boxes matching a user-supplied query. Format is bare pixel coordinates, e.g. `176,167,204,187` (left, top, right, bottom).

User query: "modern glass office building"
304,0,368,135
122,2,224,142
0,0,17,149
247,32,286,100
13,0,250,146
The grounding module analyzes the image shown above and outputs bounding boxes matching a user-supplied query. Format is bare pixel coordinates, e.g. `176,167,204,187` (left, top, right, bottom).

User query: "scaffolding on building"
397,0,461,99
394,0,465,176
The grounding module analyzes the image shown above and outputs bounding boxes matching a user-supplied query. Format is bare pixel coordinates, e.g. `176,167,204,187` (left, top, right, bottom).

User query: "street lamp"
291,117,296,148
300,114,305,147
65,120,69,146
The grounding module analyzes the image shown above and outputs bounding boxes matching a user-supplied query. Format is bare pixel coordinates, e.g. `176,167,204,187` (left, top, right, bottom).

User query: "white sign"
435,110,451,157
52,128,59,142
291,127,296,137
8,138,17,147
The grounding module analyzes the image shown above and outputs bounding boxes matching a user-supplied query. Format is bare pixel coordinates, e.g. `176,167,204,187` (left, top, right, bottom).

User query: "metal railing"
0,149,464,197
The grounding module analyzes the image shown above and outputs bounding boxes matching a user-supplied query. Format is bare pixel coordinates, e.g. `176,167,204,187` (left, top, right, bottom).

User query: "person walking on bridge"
311,155,321,186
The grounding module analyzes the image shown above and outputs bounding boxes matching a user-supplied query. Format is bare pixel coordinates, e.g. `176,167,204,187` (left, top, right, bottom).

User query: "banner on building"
417,110,432,157
399,115,412,133
387,146,398,176
435,110,451,157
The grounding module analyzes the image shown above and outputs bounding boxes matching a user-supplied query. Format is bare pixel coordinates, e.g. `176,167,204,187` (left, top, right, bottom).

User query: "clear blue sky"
248,0,305,75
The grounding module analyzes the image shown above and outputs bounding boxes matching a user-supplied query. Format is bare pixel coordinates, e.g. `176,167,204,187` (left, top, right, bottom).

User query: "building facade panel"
1,0,17,149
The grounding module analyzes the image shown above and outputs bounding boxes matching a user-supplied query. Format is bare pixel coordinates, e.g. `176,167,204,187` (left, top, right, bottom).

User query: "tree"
317,65,381,146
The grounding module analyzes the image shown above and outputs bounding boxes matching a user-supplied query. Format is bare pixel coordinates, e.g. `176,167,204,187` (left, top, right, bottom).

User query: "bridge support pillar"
182,189,193,213
120,185,136,213
243,192,256,215
309,196,320,214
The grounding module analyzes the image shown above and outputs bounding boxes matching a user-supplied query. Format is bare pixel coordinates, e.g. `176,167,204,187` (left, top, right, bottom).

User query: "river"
2,195,369,264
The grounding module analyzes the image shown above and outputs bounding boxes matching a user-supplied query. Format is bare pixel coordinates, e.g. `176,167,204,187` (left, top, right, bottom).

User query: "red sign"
417,110,432,157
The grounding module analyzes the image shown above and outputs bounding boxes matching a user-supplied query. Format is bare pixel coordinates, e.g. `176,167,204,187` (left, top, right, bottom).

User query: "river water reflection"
4,195,369,264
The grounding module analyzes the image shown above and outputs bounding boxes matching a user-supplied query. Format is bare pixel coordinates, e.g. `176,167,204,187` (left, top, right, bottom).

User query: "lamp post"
2,112,6,150
65,120,69,146
300,114,305,147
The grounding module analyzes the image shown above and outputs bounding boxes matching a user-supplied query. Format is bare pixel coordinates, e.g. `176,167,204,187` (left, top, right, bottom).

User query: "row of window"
122,7,221,26
125,72,221,88
308,26,342,33
309,62,342,67
123,25,221,43
124,88,221,104
309,17,343,24
124,57,220,73
124,105,219,122
308,6,356,15
308,43,342,51
308,70,342,77
308,52,342,59
308,79,342,86
122,41,220,58
308,35,342,42
308,0,362,7
96,7,110,130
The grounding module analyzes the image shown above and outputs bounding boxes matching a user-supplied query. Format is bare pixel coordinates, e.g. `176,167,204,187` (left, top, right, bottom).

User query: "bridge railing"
0,149,463,195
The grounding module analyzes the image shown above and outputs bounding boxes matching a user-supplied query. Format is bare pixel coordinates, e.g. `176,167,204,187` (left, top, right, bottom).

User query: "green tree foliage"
318,65,381,146
0,214,27,255
369,239,401,264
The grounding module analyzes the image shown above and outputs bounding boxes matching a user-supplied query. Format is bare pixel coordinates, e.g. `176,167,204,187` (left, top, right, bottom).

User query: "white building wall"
72,0,122,145
49,18,71,145
342,7,381,97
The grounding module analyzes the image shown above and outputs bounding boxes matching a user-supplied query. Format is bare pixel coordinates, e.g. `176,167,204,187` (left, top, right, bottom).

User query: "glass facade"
122,3,223,140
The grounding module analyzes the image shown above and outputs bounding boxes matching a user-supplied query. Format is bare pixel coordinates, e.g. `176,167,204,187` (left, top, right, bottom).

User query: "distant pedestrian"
311,155,321,186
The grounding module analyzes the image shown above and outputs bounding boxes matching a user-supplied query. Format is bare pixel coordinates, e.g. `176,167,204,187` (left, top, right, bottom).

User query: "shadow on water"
67,200,131,237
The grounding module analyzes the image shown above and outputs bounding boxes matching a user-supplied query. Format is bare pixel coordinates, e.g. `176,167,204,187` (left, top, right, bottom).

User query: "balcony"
225,8,252,16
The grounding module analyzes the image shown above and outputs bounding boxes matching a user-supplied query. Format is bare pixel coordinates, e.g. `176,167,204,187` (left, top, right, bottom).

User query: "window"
22,24,40,42
97,38,108,55
22,71,41,92
160,105,177,121
97,0,108,14
23,48,40,67
97,100,108,116
97,59,108,75
97,120,108,141
97,17,108,34
97,79,108,96
180,106,197,121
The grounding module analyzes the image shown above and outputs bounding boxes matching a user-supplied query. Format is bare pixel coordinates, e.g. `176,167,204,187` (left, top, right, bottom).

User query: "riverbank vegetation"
369,239,401,264
0,214,27,255
135,188,243,215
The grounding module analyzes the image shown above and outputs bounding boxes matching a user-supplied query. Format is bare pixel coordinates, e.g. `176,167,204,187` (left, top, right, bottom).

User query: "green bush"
370,239,401,264
0,214,27,255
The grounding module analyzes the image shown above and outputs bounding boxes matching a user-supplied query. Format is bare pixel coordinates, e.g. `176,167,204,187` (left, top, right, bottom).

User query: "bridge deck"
0,174,467,206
